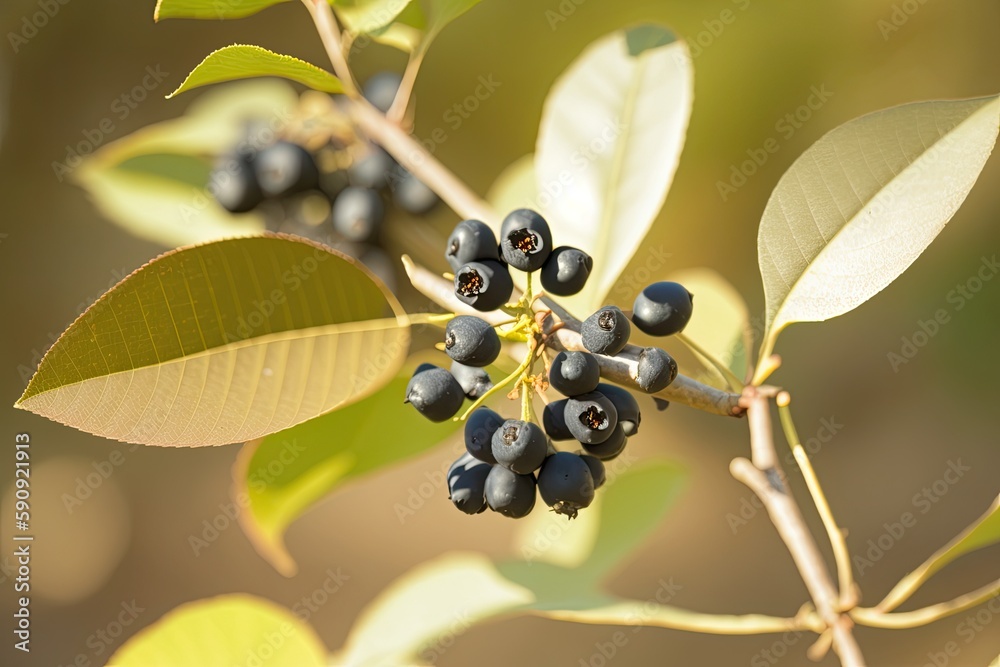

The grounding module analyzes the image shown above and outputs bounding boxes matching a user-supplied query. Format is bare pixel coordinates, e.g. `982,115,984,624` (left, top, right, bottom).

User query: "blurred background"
1,0,999,665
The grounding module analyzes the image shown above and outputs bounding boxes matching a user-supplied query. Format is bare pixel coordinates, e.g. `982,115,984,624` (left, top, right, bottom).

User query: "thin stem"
406,312,456,326
458,338,536,420
675,332,744,391
735,391,866,667
300,0,358,95
777,392,855,608
852,578,1000,630
386,45,428,124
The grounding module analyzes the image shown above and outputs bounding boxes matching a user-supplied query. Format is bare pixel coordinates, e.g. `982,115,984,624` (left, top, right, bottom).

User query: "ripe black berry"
254,141,319,198
445,219,500,271
332,186,384,243
393,169,439,215
484,465,537,518
581,424,627,460
548,351,600,396
451,361,493,399
565,391,618,445
537,452,596,518
499,208,552,272
635,347,678,392
404,363,464,422
542,399,573,441
447,453,490,515
210,153,263,214
363,71,403,113
444,316,501,367
464,407,504,464
581,306,631,356
540,246,592,296
491,419,548,474
580,454,606,489
595,383,641,436
348,146,395,190
454,260,513,312
631,281,694,336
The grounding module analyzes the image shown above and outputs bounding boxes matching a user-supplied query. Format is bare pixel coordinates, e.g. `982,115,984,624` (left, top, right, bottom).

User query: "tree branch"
733,390,866,666
300,0,357,95
852,578,1000,630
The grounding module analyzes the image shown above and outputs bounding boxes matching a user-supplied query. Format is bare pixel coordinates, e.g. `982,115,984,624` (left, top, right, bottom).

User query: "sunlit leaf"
168,45,344,98
107,594,326,666
513,493,600,569
335,0,416,35
154,0,291,21
667,268,751,387
234,372,461,576
533,24,693,316
757,95,1000,373
425,0,483,35
880,494,1000,611
16,236,409,446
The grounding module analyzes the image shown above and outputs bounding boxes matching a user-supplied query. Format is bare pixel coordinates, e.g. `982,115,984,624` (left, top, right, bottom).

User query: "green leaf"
154,0,290,21
335,462,696,667
667,268,750,388
15,236,410,446
757,95,1000,372
335,0,416,35
107,594,326,666
234,372,460,576
168,45,344,98
880,494,1000,611
532,24,693,316
424,0,482,34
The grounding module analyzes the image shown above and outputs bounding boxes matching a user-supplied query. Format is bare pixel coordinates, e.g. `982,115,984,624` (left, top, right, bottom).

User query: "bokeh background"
2,0,999,665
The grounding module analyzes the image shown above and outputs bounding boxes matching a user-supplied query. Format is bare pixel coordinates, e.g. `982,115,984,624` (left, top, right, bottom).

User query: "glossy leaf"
234,373,461,576
16,236,409,446
757,95,1000,372
881,494,1000,611
168,45,343,98
154,0,290,21
534,24,693,315
107,594,326,666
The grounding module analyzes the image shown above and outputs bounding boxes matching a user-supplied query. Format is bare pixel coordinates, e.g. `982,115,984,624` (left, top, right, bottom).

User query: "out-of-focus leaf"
533,24,693,316
154,0,291,21
16,236,409,446
335,0,416,34
880,494,1000,611
757,95,1000,377
107,594,326,666
424,0,482,35
513,494,600,569
168,45,343,98
234,372,461,576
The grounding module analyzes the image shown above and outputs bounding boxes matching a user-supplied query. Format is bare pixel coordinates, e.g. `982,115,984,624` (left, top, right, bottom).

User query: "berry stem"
457,336,537,421
406,312,456,327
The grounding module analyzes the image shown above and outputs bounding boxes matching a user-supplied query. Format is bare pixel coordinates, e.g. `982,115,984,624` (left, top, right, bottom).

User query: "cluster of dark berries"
406,207,697,520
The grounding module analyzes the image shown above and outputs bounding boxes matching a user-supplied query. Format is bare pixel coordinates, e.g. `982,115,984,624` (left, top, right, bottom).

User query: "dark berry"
363,71,403,113
499,208,552,272
348,146,395,190
444,316,501,367
454,260,513,312
393,169,439,215
540,246,592,296
548,351,600,396
565,391,618,445
447,453,490,515
464,407,504,464
581,424,627,460
484,465,537,518
451,361,493,399
595,383,641,436
580,454,606,489
631,281,694,336
491,419,548,474
537,452,596,518
404,363,464,422
542,399,573,441
332,186,384,243
446,219,500,270
581,306,631,356
210,153,263,214
635,347,678,392
254,141,319,198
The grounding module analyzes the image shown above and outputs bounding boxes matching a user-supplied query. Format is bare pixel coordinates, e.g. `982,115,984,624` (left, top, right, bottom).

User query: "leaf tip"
624,24,679,57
